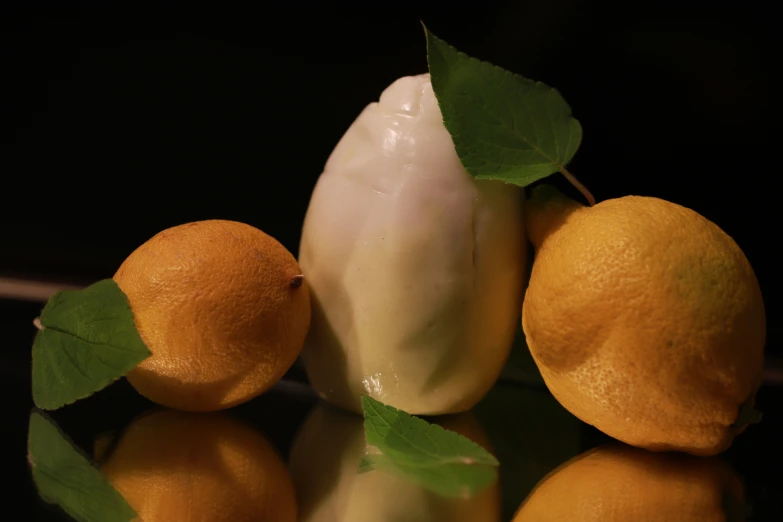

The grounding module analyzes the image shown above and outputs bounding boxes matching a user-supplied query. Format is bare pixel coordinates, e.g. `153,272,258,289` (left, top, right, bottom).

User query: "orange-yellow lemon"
522,185,765,455
114,219,310,411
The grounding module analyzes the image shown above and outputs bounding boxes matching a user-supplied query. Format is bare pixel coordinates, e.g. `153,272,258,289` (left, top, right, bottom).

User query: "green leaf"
32,279,151,410
360,395,499,499
27,410,137,522
424,24,582,188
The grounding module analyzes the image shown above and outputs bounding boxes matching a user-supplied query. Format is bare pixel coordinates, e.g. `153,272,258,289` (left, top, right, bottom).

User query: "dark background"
2,1,781,519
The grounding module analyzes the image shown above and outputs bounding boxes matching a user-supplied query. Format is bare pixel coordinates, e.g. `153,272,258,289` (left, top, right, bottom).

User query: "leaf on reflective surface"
32,279,151,410
27,410,136,522
360,395,499,498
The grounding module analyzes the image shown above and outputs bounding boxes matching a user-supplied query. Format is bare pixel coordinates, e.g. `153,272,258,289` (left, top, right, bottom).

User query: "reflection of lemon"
98,409,297,522
522,186,765,455
113,219,311,412
289,403,501,522
512,443,745,521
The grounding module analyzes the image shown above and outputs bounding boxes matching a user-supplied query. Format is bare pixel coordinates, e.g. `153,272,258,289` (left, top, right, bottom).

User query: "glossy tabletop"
4,296,782,521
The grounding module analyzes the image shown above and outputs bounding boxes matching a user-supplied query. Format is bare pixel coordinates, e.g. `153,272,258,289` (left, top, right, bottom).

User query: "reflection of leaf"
27,410,136,522
32,279,151,410
361,395,499,499
474,383,582,521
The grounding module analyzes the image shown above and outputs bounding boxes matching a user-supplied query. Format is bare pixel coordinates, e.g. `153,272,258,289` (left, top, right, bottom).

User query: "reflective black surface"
5,296,783,521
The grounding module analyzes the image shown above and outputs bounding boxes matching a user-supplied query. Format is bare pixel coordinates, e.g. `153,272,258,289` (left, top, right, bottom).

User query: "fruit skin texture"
114,219,310,412
99,409,297,522
298,73,526,415
289,403,501,522
512,443,745,521
522,186,765,456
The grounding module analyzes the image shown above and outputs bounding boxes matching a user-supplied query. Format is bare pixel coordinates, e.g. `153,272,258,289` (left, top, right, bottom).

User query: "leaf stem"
559,167,595,206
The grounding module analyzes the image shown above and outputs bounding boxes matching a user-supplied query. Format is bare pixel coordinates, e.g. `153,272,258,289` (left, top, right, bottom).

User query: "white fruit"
298,73,526,415
289,403,502,522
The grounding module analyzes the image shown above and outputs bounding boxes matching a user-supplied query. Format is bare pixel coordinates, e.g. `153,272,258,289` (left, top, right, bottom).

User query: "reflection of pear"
513,443,745,521
98,409,297,522
289,402,501,522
